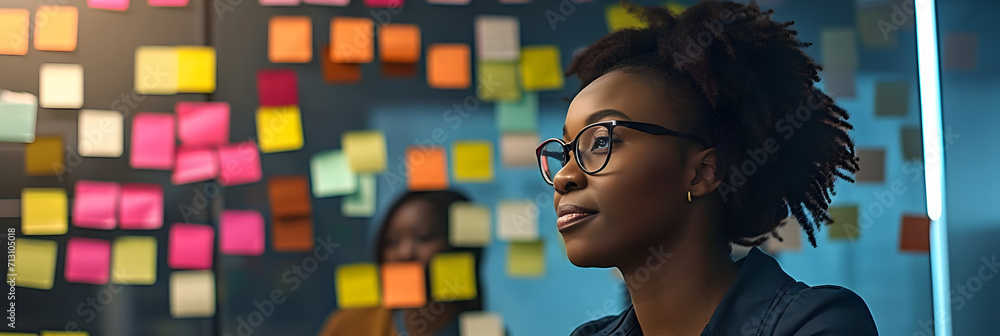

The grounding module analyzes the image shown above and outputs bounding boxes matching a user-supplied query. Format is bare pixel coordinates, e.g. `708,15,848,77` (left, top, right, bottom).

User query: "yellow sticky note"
605,4,647,32
0,9,29,55
430,252,477,302
507,241,545,277
256,106,304,153
9,239,57,290
112,236,157,285
25,135,64,176
336,263,381,308
135,46,179,95
40,332,87,336
177,46,216,93
666,2,688,14
449,202,491,247
34,6,78,52
170,270,216,318
343,131,387,173
519,46,564,92
22,188,67,235
828,206,860,240
453,140,493,182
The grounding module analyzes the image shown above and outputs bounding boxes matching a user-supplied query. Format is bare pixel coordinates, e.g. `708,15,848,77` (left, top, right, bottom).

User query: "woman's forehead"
565,71,684,137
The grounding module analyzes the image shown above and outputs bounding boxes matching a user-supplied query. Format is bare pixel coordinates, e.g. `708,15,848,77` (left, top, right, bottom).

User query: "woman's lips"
556,211,598,231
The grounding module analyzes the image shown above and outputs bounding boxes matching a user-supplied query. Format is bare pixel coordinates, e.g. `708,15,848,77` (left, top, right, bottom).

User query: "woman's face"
553,71,704,268
382,199,449,265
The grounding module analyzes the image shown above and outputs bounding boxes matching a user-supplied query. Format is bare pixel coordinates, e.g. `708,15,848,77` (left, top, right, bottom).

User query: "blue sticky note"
0,90,38,143
496,93,538,132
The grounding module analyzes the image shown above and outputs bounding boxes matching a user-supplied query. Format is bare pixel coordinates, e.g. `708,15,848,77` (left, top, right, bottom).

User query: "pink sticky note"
364,0,403,7
304,0,349,5
148,0,189,6
169,223,214,270
120,183,164,230
65,238,111,284
218,141,263,186
88,0,130,11
257,69,299,107
130,112,175,170
260,0,301,5
72,180,119,230
172,147,219,185
220,210,265,255
176,102,230,148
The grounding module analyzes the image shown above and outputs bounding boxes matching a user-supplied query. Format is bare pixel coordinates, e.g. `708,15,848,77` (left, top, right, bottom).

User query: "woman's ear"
689,147,723,198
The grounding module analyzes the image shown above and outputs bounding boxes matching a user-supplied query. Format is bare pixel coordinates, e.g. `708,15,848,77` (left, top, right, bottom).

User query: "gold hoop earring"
687,190,692,203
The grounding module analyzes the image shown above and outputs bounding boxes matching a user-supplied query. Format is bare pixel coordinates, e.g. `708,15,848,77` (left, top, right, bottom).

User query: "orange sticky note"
381,262,426,308
34,6,78,52
25,136,63,176
321,45,362,83
407,146,449,191
269,16,312,63
899,214,930,253
379,24,420,63
427,44,471,89
0,9,29,55
273,217,314,253
331,17,374,63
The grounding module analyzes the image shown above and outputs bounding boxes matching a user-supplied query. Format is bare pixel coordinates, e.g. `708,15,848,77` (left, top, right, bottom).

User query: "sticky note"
821,27,858,71
477,62,520,102
899,214,930,253
330,17,374,63
119,183,164,230
508,240,544,277
65,237,111,284
256,106,304,153
168,223,214,269
10,239,57,289
269,16,312,63
78,109,124,157
34,6,77,52
172,147,219,185
336,263,381,308
382,62,417,77
378,24,420,63
520,46,563,91
0,9,29,55
130,112,176,169
449,202,491,247
310,149,358,197
304,0,350,5
0,90,37,143
72,180,119,230
343,174,376,217
135,46,179,95
257,69,299,107
497,92,538,131
376,263,426,309
500,132,539,168
828,206,860,240
857,7,897,48
475,16,519,61
453,140,493,182
427,44,471,89
343,130,387,173
874,81,909,117
459,312,504,336
149,0,190,6
364,0,403,7
88,0,129,11
407,146,449,191
856,149,885,182
220,210,265,255
176,102,229,147
497,199,538,241
169,270,216,318
430,252,477,301
259,0,301,6
763,216,802,254
25,135,63,176
822,71,856,98
268,175,312,218
272,217,314,252
112,236,157,285
666,2,688,13
605,4,646,32
218,141,263,186
39,63,83,109
321,45,363,83
943,32,977,71
22,188,67,235
901,126,923,161
176,46,216,93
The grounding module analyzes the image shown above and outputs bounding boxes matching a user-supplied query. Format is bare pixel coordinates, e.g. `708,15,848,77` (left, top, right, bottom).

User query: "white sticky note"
169,270,216,318
78,109,124,157
39,63,83,109
449,202,491,247
497,199,538,241
475,16,520,61
459,311,504,336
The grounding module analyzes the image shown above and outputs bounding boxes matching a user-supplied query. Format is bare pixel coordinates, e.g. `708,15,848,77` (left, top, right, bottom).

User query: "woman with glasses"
538,2,878,335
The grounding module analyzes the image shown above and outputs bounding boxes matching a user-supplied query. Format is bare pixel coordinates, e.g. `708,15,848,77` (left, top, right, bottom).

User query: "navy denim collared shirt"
570,247,879,336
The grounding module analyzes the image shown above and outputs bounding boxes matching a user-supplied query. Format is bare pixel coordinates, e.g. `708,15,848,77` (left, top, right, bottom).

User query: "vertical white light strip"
914,0,951,335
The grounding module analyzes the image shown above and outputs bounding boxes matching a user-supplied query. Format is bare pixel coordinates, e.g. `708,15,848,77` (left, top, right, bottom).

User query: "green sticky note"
507,240,544,277
0,98,37,143
875,81,910,117
901,126,923,161
10,238,58,290
477,62,520,102
828,206,860,240
342,174,376,218
496,93,538,132
310,150,358,198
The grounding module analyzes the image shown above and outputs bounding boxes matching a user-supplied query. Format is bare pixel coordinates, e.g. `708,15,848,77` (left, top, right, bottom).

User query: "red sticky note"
65,237,111,284
119,183,164,230
172,147,219,185
218,141,263,186
169,223,214,270
220,210,265,255
148,0,189,6
176,102,229,148
72,180,119,230
900,215,931,253
364,0,403,7
257,69,299,107
130,112,176,170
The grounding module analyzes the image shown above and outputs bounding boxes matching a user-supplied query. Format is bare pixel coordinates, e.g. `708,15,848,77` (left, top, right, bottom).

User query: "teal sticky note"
496,93,538,132
0,91,38,143
310,150,358,198
342,174,376,217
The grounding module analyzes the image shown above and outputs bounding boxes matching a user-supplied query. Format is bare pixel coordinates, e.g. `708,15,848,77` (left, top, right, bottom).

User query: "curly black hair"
566,0,860,247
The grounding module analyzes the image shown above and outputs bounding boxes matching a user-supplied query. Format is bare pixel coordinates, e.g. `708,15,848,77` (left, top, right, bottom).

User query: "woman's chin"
564,240,615,268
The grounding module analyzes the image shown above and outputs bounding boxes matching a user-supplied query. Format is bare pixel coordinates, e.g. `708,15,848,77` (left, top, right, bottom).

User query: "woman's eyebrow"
563,109,633,140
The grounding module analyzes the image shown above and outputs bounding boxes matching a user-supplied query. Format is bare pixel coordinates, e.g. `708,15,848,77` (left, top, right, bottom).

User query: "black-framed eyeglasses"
535,120,712,186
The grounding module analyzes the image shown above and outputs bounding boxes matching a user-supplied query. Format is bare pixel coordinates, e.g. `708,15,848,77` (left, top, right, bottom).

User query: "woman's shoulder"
569,307,635,336
772,284,879,335
317,307,395,336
